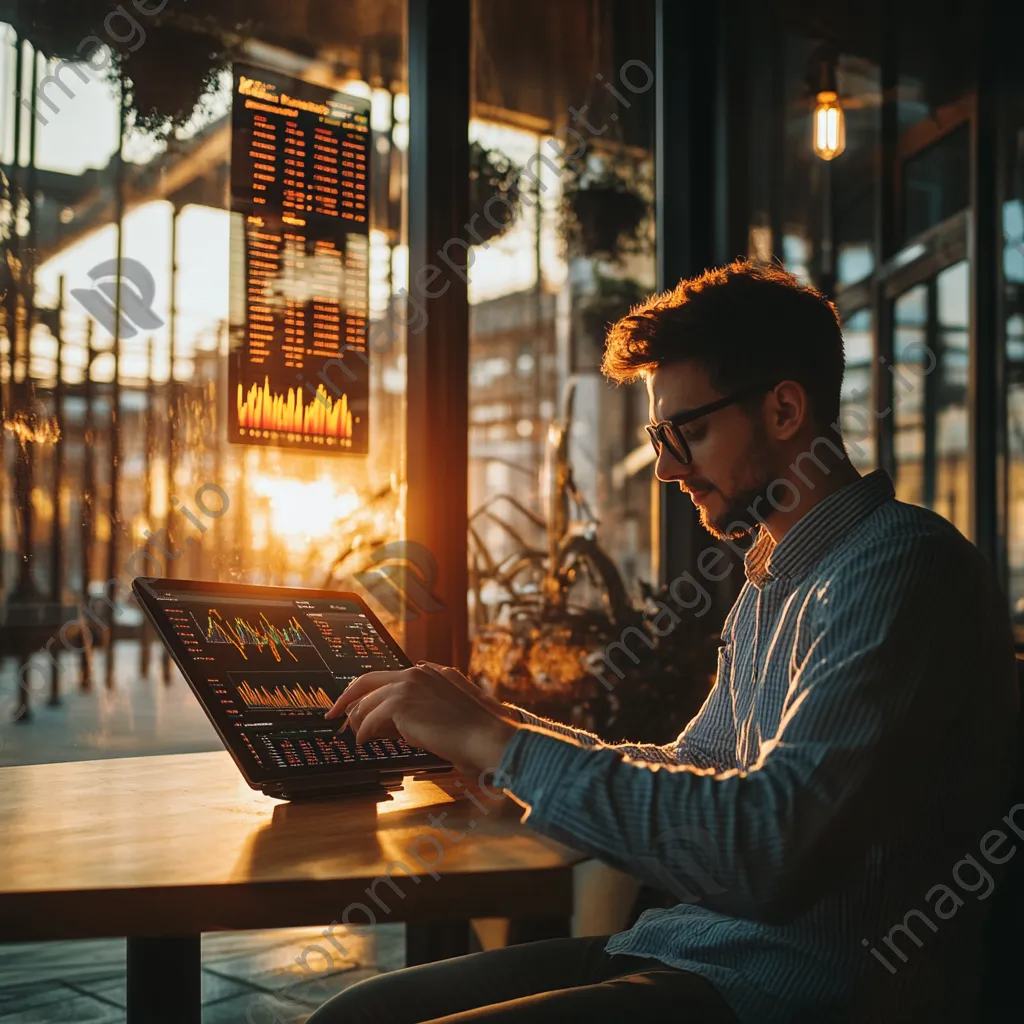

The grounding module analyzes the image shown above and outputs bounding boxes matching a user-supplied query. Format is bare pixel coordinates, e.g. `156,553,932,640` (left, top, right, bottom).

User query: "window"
839,307,875,471
1002,108,1024,627
902,123,971,242
0,8,410,767
891,261,970,537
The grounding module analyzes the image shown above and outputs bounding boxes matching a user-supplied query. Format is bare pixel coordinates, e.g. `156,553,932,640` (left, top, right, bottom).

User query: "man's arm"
501,704,681,765
501,665,736,772
495,537,1001,920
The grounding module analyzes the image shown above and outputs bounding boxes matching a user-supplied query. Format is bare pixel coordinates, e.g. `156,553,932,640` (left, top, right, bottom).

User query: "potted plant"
469,140,522,244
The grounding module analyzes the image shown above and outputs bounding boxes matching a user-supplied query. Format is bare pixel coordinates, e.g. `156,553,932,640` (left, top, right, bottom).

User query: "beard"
695,431,778,540
698,477,775,540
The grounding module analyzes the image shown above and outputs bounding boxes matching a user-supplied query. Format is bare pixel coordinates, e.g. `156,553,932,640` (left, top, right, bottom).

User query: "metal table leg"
126,935,201,1024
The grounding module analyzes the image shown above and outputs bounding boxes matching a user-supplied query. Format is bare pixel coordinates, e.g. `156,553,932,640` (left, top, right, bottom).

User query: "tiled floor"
0,639,221,768
0,925,406,1023
0,643,406,1023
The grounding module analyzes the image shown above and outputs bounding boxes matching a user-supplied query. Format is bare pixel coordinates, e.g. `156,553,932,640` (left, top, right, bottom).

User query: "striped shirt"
499,469,1020,1023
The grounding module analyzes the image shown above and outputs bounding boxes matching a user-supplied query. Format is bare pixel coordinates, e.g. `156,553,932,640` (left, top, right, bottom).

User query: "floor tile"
205,990,310,1024
0,982,76,1015
0,924,404,1024
75,968,256,1009
0,940,124,988
0,987,123,1024
0,641,219,769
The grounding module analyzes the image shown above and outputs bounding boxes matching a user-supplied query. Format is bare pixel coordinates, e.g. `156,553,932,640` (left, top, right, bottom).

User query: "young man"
310,260,1020,1023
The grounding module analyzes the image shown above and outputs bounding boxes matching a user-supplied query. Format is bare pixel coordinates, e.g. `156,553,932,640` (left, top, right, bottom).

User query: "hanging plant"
13,0,111,62
561,162,651,263
469,140,522,245
120,24,231,133
17,1,249,134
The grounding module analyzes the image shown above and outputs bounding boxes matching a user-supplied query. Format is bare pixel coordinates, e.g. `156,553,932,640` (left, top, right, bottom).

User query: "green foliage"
469,140,523,244
560,164,650,262
18,1,240,134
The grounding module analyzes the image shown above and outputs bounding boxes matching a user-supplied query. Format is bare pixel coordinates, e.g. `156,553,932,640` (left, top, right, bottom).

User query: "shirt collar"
743,469,896,589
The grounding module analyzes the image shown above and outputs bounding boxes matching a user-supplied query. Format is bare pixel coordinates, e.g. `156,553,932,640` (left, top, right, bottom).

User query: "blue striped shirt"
499,469,1020,1023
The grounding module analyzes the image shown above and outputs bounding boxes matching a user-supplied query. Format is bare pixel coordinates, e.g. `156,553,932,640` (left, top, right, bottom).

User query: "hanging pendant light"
810,44,846,161
813,91,846,161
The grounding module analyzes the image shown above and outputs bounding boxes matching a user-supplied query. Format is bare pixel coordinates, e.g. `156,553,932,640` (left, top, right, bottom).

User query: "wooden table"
0,751,584,1023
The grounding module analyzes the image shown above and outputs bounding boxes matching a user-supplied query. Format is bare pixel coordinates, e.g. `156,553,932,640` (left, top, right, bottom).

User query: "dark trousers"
304,934,740,1023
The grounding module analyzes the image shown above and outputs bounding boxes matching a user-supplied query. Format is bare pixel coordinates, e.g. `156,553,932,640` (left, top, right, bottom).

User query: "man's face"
647,361,779,540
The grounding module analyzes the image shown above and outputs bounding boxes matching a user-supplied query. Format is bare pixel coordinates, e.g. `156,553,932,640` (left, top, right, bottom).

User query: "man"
308,260,1020,1023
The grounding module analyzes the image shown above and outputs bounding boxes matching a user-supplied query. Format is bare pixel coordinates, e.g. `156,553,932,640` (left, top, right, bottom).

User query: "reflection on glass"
902,124,970,242
893,284,927,507
892,260,970,537
466,121,656,628
745,25,879,290
839,307,875,471
1008,307,1024,623
1003,151,1024,625
933,261,969,535
0,13,409,767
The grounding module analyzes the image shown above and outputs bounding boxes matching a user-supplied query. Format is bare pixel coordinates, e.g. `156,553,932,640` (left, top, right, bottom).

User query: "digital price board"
228,64,371,454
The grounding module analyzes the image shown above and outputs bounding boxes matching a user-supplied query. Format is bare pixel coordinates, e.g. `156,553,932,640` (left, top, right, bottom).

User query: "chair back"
977,654,1024,1014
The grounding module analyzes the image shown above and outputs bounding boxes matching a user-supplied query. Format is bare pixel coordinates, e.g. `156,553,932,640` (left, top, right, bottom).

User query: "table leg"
405,920,471,966
126,935,201,1024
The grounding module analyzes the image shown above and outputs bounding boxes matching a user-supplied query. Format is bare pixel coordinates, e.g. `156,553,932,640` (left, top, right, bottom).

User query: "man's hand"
324,662,520,774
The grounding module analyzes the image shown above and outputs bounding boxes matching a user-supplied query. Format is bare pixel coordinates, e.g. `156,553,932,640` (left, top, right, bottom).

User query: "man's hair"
601,259,846,430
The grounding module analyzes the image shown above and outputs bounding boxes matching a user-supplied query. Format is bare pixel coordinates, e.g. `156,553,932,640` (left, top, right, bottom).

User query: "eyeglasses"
645,383,776,466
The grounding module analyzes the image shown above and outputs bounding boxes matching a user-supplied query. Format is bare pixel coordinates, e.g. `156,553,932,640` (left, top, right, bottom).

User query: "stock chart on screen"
228,63,370,454
147,583,430,777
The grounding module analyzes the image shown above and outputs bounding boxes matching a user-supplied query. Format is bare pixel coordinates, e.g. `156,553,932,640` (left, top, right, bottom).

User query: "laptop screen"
133,578,449,785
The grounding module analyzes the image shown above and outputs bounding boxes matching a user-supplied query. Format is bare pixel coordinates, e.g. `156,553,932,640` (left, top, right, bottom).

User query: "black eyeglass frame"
645,382,777,465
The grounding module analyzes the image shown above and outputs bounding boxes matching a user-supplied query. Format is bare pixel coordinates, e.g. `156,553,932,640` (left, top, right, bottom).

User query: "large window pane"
933,260,970,536
893,284,928,506
902,124,970,242
1003,103,1024,627
891,262,970,537
466,0,657,727
1,8,409,766
745,15,880,290
839,307,875,471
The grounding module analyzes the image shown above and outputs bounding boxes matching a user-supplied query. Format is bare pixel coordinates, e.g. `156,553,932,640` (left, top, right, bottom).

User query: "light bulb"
813,91,846,161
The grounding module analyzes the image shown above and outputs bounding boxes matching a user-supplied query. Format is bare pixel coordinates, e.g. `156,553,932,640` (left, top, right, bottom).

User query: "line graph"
193,607,315,662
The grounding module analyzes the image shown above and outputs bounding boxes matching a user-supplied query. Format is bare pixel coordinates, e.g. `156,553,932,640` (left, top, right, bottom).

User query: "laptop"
132,577,452,801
